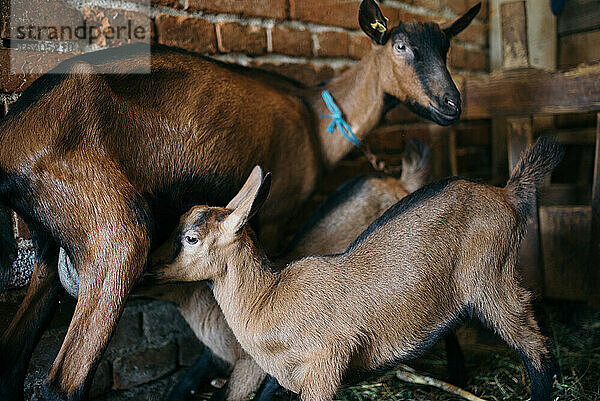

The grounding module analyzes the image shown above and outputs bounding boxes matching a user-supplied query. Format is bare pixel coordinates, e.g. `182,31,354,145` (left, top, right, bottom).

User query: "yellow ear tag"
370,19,387,33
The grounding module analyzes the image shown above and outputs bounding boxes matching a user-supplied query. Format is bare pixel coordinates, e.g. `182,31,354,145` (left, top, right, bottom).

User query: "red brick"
150,0,184,8
112,342,177,389
0,49,75,92
314,31,349,57
252,61,335,86
397,10,430,23
449,45,487,71
290,0,361,29
349,33,372,60
8,0,84,40
81,6,151,47
217,22,267,55
412,0,442,11
155,14,216,53
271,26,312,57
187,0,288,19
455,22,487,46
447,0,488,22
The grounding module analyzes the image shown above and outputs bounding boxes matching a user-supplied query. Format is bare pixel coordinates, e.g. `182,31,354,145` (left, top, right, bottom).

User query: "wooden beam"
590,113,600,307
463,64,600,119
501,1,529,69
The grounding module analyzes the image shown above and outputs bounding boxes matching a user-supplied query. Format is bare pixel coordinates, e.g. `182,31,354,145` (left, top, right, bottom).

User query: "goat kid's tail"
505,137,564,221
400,139,431,193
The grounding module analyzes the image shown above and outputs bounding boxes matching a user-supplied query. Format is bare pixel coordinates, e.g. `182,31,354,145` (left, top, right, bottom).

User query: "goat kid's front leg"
43,232,150,400
0,229,60,401
299,356,346,401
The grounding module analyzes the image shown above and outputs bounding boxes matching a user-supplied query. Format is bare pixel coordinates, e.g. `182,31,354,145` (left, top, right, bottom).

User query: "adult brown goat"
0,1,480,399
153,138,563,401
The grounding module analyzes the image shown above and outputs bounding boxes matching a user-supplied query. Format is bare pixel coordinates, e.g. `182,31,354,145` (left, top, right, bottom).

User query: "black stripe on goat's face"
381,21,461,126
149,206,231,282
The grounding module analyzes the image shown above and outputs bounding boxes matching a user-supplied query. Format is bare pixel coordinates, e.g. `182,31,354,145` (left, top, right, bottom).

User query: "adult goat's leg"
41,171,152,400
0,228,60,401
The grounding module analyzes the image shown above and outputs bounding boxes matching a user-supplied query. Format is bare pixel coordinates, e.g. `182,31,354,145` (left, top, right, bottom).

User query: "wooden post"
499,1,544,294
590,113,600,307
501,1,529,69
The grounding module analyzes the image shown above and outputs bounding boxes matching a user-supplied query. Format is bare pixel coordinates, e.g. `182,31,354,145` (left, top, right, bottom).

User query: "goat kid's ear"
224,166,272,234
358,0,390,45
442,2,481,39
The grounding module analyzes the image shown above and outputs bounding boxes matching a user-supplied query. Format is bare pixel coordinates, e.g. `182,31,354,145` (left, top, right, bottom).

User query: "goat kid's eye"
185,236,199,245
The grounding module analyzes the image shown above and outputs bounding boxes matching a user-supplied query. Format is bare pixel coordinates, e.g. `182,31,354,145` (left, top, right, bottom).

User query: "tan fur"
150,143,428,400
155,139,561,401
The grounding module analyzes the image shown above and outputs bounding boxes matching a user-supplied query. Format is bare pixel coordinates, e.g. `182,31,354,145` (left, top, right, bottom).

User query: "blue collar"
319,90,362,147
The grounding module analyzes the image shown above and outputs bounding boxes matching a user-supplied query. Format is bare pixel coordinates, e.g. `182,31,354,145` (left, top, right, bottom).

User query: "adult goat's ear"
442,2,481,38
224,166,271,234
359,0,390,45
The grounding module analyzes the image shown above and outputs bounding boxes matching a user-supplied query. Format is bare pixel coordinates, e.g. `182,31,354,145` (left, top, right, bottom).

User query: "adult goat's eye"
185,236,199,245
393,42,408,53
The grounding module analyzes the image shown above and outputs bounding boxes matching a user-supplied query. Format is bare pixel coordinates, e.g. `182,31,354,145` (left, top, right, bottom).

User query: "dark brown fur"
0,2,480,399
154,138,563,401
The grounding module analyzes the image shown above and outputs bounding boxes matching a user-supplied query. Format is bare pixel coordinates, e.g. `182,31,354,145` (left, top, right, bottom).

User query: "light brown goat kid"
154,138,563,401
150,140,434,401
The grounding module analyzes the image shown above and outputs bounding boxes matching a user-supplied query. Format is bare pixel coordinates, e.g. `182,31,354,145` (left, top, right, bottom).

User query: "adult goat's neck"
309,49,385,169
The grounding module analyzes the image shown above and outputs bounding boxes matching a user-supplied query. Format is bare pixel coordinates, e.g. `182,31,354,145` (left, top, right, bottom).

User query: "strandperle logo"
9,0,152,74
13,19,148,45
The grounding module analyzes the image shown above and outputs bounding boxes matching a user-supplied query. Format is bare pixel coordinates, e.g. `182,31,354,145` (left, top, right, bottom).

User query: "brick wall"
0,0,489,398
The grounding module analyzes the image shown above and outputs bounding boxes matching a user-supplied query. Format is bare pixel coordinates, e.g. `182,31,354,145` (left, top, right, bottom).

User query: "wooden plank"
500,1,529,69
590,113,600,306
540,184,592,206
507,117,533,170
559,30,600,69
463,64,600,119
543,127,596,144
557,0,600,35
449,129,458,176
540,206,591,301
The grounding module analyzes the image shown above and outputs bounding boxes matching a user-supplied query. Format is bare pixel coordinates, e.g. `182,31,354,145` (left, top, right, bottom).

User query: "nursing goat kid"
0,1,480,398
153,138,563,401
149,139,464,401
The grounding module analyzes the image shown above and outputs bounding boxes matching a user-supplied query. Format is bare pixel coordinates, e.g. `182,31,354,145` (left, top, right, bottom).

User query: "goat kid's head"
151,166,271,282
359,0,481,126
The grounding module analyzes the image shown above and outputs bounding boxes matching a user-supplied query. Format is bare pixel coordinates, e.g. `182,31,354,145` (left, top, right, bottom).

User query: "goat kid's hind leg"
0,229,60,401
476,278,557,401
444,333,466,386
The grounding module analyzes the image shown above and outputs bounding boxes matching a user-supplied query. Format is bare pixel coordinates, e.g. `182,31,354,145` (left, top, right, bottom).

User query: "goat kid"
145,139,448,401
153,138,563,401
0,1,480,399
